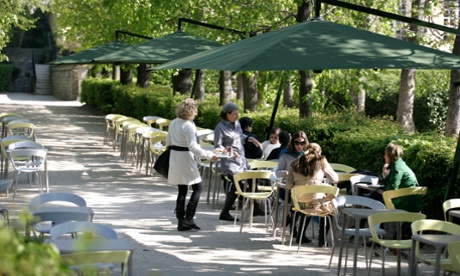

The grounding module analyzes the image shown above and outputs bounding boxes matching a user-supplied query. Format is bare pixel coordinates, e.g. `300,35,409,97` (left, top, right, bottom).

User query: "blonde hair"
176,98,198,120
291,143,327,177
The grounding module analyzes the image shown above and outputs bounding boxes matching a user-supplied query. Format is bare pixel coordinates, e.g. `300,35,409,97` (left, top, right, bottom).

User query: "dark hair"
287,131,309,152
239,117,253,130
278,131,291,146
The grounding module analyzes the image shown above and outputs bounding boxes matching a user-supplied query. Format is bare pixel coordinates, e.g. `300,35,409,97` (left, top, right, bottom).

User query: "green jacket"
381,158,422,212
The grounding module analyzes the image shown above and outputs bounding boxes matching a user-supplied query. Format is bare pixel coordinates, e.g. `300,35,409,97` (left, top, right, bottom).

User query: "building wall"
51,65,88,100
2,48,45,93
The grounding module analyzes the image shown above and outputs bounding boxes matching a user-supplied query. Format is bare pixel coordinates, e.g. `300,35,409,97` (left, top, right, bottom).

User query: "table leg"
409,238,416,275
337,216,348,276
128,250,133,275
45,160,49,193
351,217,360,276
206,161,213,205
273,186,280,239
434,246,442,276
281,188,289,245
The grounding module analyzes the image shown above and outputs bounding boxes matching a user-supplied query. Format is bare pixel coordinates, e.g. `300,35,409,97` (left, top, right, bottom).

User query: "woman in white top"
167,98,218,231
286,143,338,246
261,127,281,159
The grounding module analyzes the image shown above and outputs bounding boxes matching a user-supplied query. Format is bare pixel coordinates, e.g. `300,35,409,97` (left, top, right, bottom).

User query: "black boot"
253,200,266,217
318,217,331,247
183,202,200,230
219,192,239,221
176,196,191,231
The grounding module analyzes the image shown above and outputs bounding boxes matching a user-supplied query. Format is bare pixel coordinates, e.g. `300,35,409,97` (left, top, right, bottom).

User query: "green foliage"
0,213,70,275
0,63,14,91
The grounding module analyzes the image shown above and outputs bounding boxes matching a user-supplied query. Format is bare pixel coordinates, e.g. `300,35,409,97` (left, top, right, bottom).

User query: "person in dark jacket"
239,117,263,159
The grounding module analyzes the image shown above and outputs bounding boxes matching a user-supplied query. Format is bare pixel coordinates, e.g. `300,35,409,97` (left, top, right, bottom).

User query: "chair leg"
297,215,308,253
12,172,19,200
0,208,9,225
289,212,298,247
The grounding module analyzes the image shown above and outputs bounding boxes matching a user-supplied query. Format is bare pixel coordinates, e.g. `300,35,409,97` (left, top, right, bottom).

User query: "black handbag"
153,146,189,178
153,147,171,178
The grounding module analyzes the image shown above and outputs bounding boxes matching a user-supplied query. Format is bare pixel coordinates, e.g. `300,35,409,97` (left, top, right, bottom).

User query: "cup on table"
371,177,379,186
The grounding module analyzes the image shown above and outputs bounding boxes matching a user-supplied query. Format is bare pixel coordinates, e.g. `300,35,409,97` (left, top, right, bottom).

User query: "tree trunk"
172,69,192,95
397,0,424,133
112,64,120,80
351,73,366,113
445,30,460,137
193,69,205,101
296,0,312,118
219,71,232,105
298,70,313,118
283,79,295,107
120,68,132,85
397,69,416,133
136,64,150,88
242,72,258,112
236,74,244,100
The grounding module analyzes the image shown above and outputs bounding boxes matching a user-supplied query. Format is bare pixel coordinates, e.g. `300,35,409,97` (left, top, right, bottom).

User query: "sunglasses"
294,140,306,146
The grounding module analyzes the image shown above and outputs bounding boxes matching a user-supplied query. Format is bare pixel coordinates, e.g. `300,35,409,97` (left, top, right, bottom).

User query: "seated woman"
370,143,421,212
286,143,338,247
261,127,281,160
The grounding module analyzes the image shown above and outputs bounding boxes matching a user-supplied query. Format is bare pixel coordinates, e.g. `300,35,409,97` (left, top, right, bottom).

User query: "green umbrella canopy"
93,31,222,64
155,19,460,71
48,41,131,65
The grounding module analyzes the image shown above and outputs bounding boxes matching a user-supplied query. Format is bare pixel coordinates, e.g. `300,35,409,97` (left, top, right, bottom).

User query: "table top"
342,208,403,220
50,238,135,254
412,234,460,247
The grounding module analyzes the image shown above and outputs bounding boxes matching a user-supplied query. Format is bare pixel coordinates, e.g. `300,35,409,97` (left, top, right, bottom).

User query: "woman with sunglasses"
275,131,310,242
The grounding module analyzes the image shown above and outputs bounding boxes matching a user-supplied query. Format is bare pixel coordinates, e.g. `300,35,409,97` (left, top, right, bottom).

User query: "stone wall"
51,65,88,100
3,48,45,93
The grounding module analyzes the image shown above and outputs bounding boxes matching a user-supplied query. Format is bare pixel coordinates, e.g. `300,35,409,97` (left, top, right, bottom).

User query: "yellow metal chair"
382,187,428,210
146,132,168,175
248,159,278,192
6,121,36,141
443,198,460,221
233,171,274,233
289,184,339,252
61,250,131,276
155,118,171,131
447,240,460,274
411,219,460,274
104,114,125,145
367,212,426,276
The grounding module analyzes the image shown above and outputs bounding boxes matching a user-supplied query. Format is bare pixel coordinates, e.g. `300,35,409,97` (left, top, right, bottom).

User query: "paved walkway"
0,92,436,275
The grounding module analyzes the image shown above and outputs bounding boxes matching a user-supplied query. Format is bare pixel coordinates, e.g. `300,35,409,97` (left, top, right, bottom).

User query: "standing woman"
214,102,262,221
167,98,218,231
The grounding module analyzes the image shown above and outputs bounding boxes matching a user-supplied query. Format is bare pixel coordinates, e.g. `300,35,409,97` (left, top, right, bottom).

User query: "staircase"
34,64,51,95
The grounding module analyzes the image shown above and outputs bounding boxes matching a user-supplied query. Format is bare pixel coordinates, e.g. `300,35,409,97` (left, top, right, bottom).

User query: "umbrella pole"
266,77,286,140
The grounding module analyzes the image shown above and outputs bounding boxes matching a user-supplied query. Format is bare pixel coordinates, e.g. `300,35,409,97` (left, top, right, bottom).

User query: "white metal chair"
443,198,460,221
7,148,47,199
349,174,380,195
28,210,92,238
60,250,130,276
29,192,89,236
328,195,386,274
447,240,460,274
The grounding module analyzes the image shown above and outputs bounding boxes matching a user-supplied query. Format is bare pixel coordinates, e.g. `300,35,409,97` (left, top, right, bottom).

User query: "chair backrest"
330,163,356,173
8,141,45,150
248,160,278,171
0,179,13,192
155,118,171,131
349,174,380,195
7,121,36,139
61,250,130,276
382,187,428,210
448,241,460,274
232,171,273,195
331,195,386,232
368,212,426,242
50,221,118,240
0,136,33,158
29,192,87,210
443,198,460,221
411,219,460,265
32,210,92,231
291,184,339,212
7,148,47,170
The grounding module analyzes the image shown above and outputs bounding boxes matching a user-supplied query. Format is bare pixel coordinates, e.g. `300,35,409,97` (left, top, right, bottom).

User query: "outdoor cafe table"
50,238,135,275
409,234,460,276
337,208,406,276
